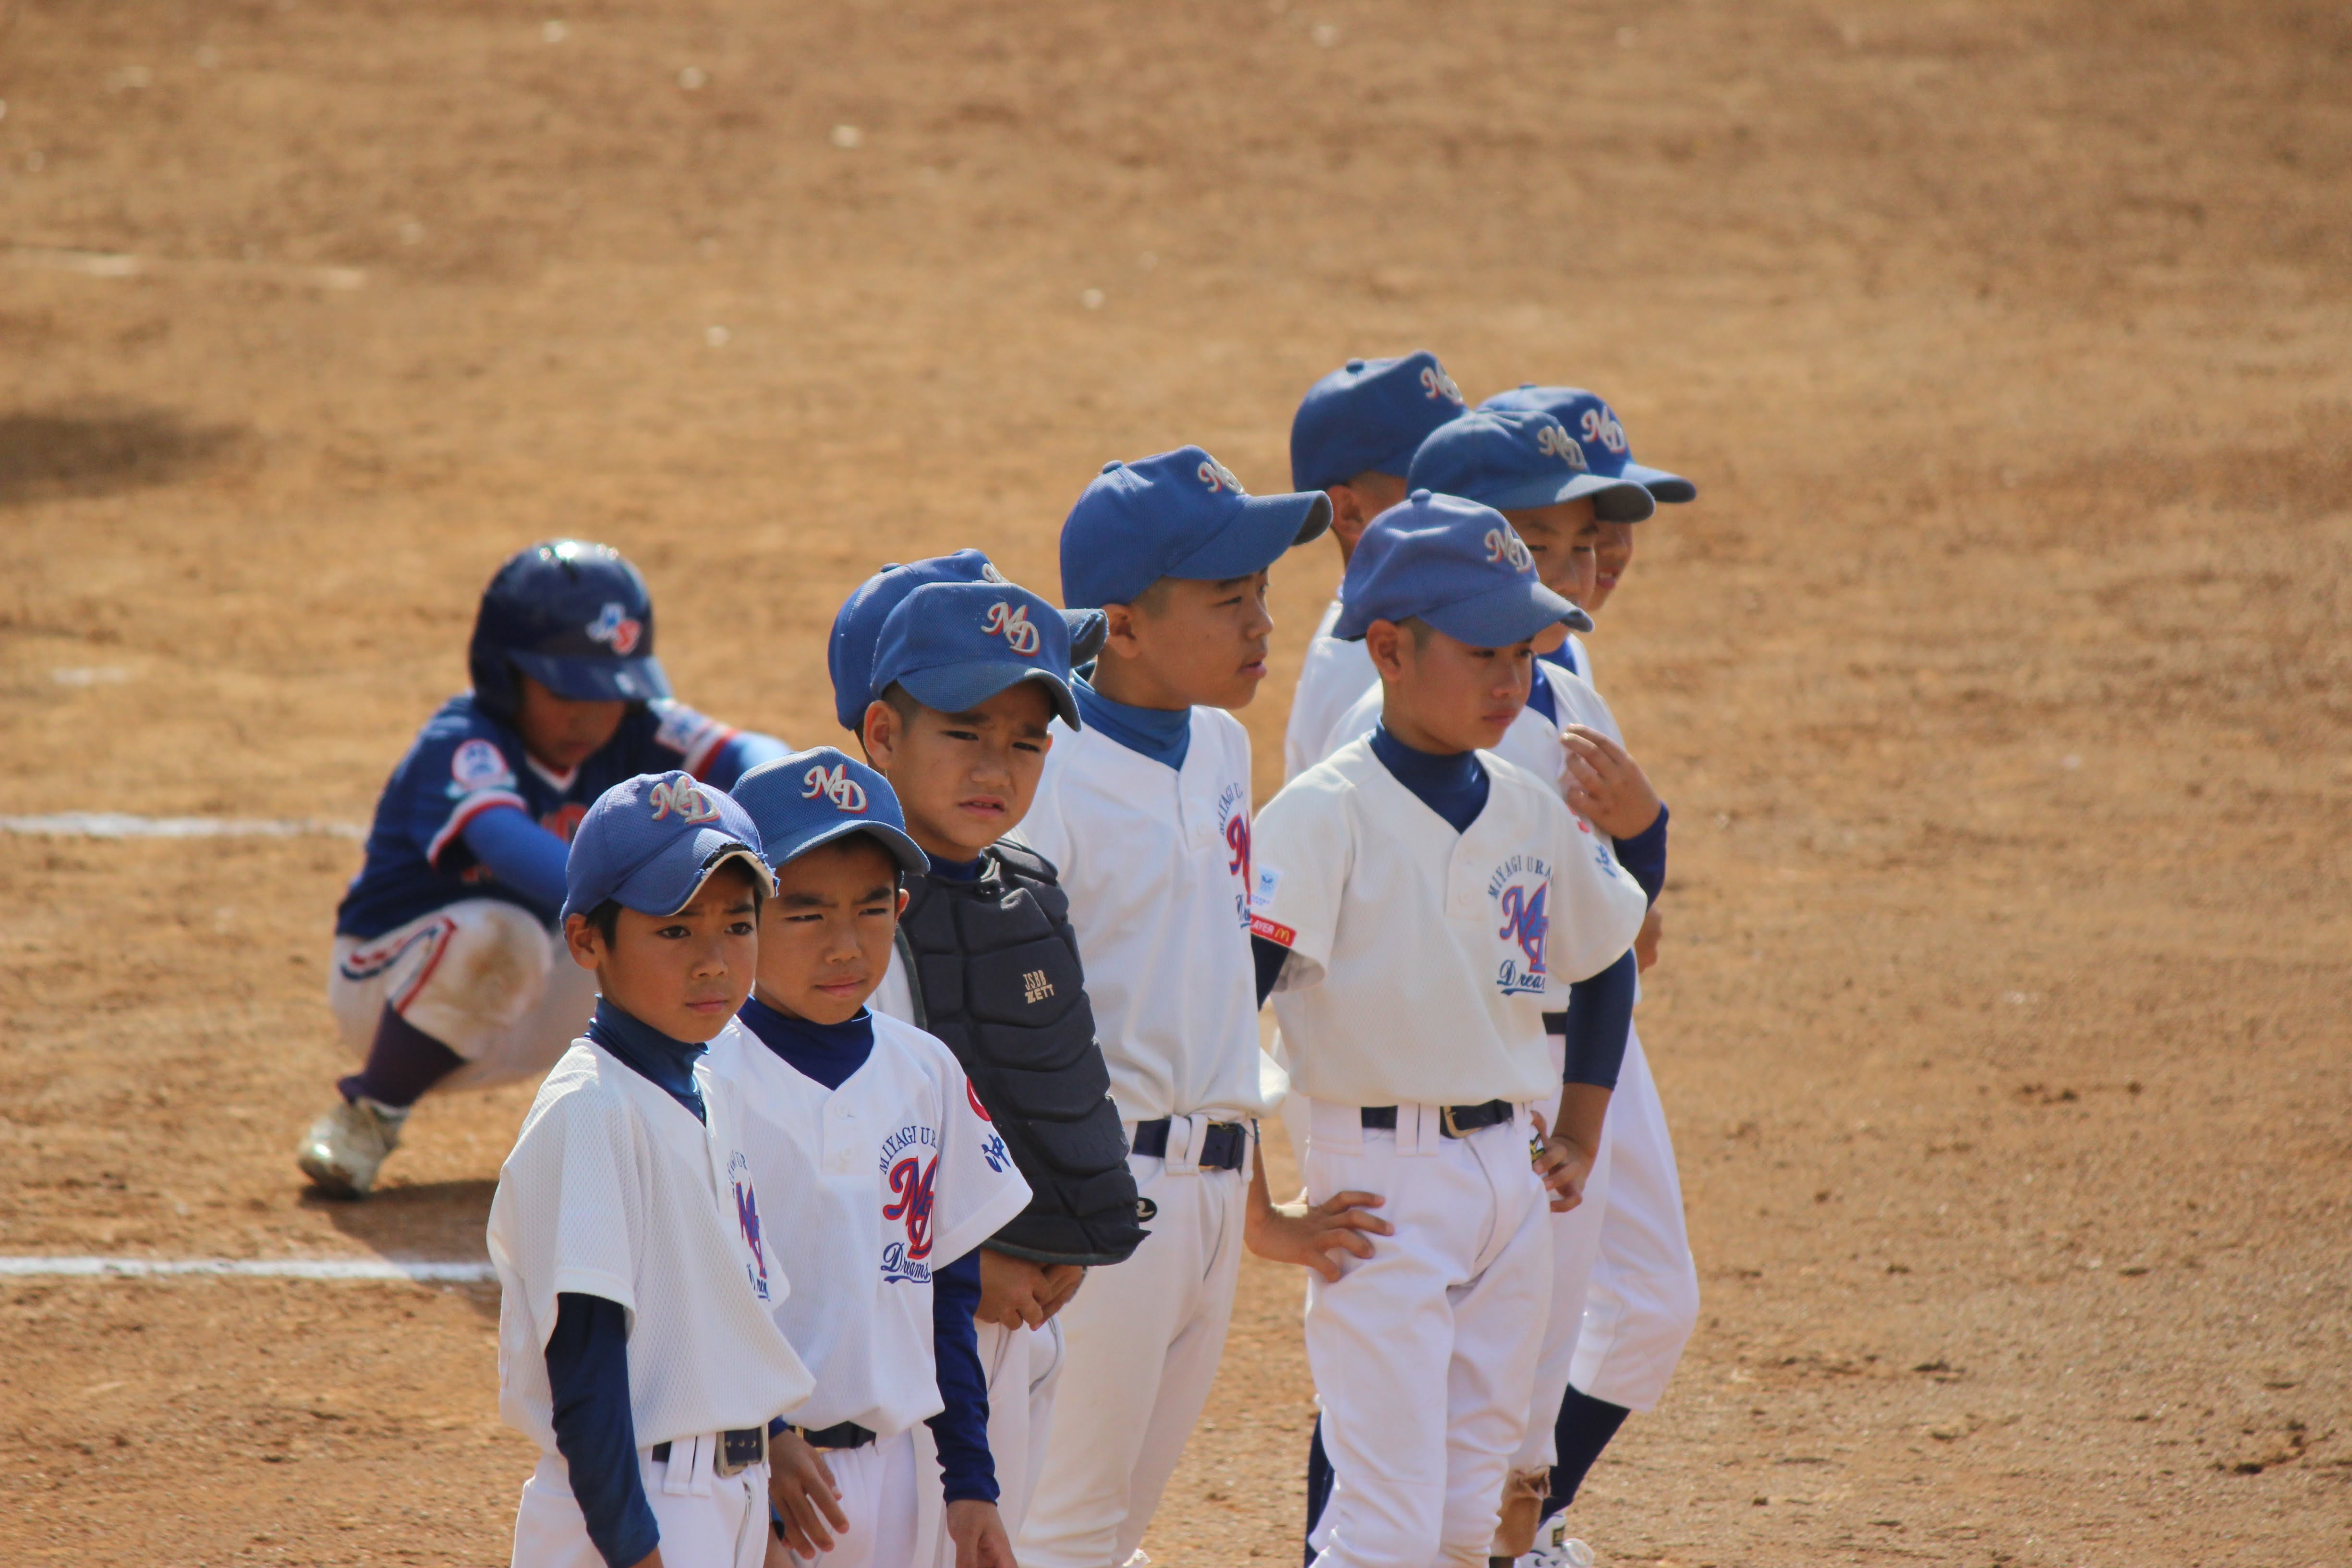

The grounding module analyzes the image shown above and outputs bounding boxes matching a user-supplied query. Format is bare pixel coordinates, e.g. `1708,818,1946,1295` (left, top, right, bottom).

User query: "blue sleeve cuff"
926,1251,999,1505
1559,948,1637,1090
546,1293,659,1568
703,731,792,792
1612,802,1668,906
460,804,571,914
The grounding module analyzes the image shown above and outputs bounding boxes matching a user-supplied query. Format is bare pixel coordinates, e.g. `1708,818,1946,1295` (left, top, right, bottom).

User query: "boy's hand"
976,1249,1054,1330
1634,905,1663,973
767,1429,848,1556
1533,1132,1598,1213
946,1498,1019,1568
1558,726,1661,840
1245,1187,1392,1281
1036,1262,1087,1321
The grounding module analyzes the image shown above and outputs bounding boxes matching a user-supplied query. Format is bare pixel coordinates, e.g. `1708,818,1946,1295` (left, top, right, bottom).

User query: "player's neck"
1376,703,1470,758
1085,654,1193,713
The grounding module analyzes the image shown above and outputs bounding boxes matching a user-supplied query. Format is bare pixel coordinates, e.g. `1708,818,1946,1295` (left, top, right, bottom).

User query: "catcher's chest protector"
897,842,1148,1266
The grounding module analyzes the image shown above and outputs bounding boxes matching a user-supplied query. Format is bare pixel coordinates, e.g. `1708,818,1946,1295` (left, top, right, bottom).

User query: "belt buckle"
715,1427,767,1478
1440,1104,1465,1140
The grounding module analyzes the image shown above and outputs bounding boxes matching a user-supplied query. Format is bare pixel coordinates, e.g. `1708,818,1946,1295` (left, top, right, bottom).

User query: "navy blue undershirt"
925,850,985,883
1368,723,1489,833
1540,640,1581,680
1524,667,1558,728
1074,679,1191,771
552,998,721,1568
733,994,999,1504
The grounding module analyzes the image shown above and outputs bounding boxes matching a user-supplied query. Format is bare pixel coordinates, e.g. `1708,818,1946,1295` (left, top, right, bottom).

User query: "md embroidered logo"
1419,363,1465,404
1022,969,1055,1005
586,601,644,655
1534,423,1591,471
647,778,721,823
1484,528,1535,573
1197,456,1245,494
1578,404,1628,454
728,1152,772,1302
880,1144,939,1284
1219,781,1252,929
979,560,1010,584
1486,854,1554,996
983,599,1043,656
801,762,868,813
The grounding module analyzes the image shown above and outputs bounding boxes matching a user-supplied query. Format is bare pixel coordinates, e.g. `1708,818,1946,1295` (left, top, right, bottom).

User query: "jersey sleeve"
1324,682,1383,768
1544,796,1650,985
1005,736,1075,878
637,698,742,779
492,1081,646,1346
920,1037,1034,1267
397,711,533,870
1245,773,1355,989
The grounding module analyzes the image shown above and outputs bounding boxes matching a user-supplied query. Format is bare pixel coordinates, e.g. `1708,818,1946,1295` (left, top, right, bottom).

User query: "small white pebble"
678,64,707,90
1310,22,1338,46
1080,288,1104,310
398,220,425,245
1616,25,1637,47
830,123,863,148
194,46,221,68
705,325,730,347
2061,754,2081,770
1138,250,1158,271
542,20,568,43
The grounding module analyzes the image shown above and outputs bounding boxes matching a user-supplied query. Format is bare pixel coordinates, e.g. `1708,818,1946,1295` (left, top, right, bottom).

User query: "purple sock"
339,1006,464,1108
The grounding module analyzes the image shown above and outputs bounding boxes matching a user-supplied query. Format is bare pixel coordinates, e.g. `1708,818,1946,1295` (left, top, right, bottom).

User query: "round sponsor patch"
450,738,514,790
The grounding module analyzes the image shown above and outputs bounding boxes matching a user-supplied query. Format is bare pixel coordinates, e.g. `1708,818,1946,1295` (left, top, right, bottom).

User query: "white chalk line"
5,245,366,292
0,813,365,840
0,1255,493,1283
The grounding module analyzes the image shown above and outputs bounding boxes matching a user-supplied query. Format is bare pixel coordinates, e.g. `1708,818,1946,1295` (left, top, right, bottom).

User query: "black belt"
1361,1099,1515,1138
1130,1117,1250,1171
649,1427,767,1476
787,1420,876,1450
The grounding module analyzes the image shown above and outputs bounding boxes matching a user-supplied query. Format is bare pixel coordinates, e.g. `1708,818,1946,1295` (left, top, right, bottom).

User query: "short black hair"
879,681,922,722
585,899,623,946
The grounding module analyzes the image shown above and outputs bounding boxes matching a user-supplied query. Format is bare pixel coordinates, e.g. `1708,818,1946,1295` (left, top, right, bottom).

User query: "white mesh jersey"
1282,594,1378,783
1011,708,1264,1124
702,1013,1032,1437
1249,738,1649,1108
489,1040,815,1455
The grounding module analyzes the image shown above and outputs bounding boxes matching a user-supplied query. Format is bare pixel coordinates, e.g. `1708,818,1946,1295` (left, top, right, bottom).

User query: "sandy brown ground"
3,0,2350,1563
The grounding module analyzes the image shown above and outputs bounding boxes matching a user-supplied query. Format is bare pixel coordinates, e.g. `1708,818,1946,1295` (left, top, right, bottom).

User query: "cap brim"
1481,474,1657,523
1418,579,1590,648
612,833,776,916
508,650,673,704
1621,462,1696,504
898,663,1082,731
769,817,928,878
1163,491,1334,582
1061,608,1109,666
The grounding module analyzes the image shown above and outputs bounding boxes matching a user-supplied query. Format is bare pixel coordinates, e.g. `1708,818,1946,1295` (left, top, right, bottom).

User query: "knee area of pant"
440,903,558,1006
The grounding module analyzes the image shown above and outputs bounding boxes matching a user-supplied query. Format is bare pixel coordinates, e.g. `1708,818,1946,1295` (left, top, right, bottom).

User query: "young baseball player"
300,540,790,1198
1250,490,1650,1568
702,748,1032,1568
488,769,812,1568
1471,387,1700,1564
1282,352,1469,781
1014,449,1392,1568
828,558,1145,1549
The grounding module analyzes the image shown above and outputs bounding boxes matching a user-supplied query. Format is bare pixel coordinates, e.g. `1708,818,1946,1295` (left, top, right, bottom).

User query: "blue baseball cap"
559,771,776,923
729,747,927,878
1334,490,1592,647
829,550,1107,732
1289,352,1470,492
1061,448,1333,609
1408,409,1657,523
1479,386,1696,504
869,579,1082,730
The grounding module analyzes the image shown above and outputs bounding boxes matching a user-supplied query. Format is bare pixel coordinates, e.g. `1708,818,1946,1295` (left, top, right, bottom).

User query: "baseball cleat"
296,1097,409,1198
1525,1512,1595,1568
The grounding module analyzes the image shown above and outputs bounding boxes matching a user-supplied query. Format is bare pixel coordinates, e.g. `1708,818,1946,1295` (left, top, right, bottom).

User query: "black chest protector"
896,842,1147,1266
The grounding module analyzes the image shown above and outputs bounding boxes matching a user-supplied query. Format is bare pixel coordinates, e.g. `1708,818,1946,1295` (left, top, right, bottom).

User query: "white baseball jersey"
1250,739,1648,1108
1283,594,1378,782
488,1039,814,1455
703,1014,1031,1437
1010,708,1264,1123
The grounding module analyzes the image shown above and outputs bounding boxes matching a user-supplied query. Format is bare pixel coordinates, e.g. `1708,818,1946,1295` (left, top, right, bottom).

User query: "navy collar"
585,997,708,1123
1369,724,1490,835
924,850,985,883
737,994,877,1092
1074,679,1192,771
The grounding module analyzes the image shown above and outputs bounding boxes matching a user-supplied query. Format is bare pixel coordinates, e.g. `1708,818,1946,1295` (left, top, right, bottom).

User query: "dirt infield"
3,0,2349,1563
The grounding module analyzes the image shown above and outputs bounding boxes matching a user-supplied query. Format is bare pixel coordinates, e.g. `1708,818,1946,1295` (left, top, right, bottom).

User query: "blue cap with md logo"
1479,385,1696,504
868,579,1083,731
1408,408,1657,523
828,549,1107,732
1334,490,1592,648
559,770,776,923
729,747,928,877
1060,447,1333,610
1289,352,1469,492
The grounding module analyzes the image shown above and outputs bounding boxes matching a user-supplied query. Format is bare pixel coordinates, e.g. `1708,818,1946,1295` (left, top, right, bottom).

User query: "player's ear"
1097,602,1142,664
862,699,899,767
1325,484,1373,548
894,886,911,922
562,912,602,972
1364,620,1407,681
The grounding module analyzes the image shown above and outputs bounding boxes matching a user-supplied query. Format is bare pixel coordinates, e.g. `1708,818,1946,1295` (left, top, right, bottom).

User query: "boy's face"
1366,619,1533,754
1586,520,1637,616
1500,498,1600,608
752,837,906,1027
863,681,1055,860
512,673,628,773
1325,471,1411,561
563,861,761,1043
1097,570,1275,711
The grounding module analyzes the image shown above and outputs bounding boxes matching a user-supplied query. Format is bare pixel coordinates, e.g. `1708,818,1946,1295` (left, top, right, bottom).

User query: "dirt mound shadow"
0,405,242,507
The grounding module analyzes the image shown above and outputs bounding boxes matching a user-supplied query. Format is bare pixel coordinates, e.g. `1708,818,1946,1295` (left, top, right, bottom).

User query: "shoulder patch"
450,737,516,791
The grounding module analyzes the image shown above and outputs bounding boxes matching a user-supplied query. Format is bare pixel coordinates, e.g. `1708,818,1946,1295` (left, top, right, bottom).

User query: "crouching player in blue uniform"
300,541,791,1198
703,749,1033,1568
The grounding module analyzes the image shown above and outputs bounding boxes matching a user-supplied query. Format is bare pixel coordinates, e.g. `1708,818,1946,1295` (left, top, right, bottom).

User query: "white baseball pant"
915,1314,1065,1565
1567,1028,1698,1412
1018,1119,1247,1568
512,1441,769,1568
1505,1072,1617,1476
329,899,597,1093
1302,1099,1552,1568
786,1432,921,1568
